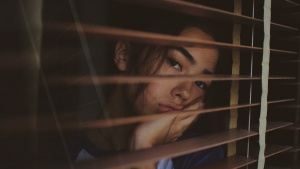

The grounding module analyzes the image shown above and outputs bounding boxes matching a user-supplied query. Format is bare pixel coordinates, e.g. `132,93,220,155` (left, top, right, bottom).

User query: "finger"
164,115,198,142
178,108,202,120
170,115,198,133
179,114,198,128
184,101,204,111
179,101,204,120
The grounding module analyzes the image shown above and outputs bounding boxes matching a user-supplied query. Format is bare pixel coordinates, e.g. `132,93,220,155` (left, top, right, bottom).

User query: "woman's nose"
171,82,193,101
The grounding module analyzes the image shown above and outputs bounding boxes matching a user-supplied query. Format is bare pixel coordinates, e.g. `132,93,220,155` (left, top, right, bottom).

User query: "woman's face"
132,26,219,115
114,26,219,115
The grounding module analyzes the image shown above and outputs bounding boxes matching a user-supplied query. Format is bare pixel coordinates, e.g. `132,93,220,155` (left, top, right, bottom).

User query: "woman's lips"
159,104,183,112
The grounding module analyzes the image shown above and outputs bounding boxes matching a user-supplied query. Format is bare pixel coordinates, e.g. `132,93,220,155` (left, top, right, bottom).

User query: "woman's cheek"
142,84,168,113
191,87,206,99
132,86,157,115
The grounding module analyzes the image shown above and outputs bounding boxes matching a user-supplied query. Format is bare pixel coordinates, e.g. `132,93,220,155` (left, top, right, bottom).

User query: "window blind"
1,0,299,169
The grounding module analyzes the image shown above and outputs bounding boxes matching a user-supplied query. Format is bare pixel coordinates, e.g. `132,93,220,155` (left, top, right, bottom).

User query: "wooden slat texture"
124,0,298,31
283,0,300,6
45,23,298,55
45,75,295,85
253,145,292,158
286,146,300,153
72,129,257,169
282,124,300,130
81,99,294,129
250,121,293,132
181,145,291,169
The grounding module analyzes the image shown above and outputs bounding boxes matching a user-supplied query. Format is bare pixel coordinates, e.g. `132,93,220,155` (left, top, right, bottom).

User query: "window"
1,0,299,169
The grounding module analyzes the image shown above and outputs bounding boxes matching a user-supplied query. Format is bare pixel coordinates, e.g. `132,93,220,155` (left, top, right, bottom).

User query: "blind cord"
258,0,271,168
246,0,255,161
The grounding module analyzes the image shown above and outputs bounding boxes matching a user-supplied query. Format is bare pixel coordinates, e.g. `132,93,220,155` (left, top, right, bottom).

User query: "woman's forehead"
179,26,214,41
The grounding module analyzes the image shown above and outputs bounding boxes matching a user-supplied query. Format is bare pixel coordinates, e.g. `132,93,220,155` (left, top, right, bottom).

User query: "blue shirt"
75,132,224,169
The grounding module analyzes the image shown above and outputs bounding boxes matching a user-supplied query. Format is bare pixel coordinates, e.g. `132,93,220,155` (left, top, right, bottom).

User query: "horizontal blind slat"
45,75,296,85
282,124,300,130
200,145,291,169
286,146,300,153
45,22,298,55
249,145,292,158
73,129,257,169
80,99,294,129
250,121,293,132
63,123,291,169
0,101,294,133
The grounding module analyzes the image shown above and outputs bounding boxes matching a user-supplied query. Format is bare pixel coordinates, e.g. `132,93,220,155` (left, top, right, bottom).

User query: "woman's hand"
130,101,204,150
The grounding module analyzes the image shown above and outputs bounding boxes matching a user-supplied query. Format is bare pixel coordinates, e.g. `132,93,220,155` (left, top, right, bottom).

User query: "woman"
76,16,224,169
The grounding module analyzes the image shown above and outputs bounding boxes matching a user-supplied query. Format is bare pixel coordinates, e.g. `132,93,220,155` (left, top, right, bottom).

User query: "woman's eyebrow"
203,69,213,75
171,46,196,64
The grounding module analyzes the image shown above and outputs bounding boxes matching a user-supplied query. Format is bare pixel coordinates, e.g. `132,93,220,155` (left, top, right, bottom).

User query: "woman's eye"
194,81,207,90
168,58,182,71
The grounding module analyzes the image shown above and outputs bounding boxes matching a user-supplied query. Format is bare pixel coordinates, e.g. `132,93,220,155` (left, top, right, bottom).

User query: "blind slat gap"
18,1,42,168
125,0,298,31
68,0,106,113
258,0,271,168
293,13,300,162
